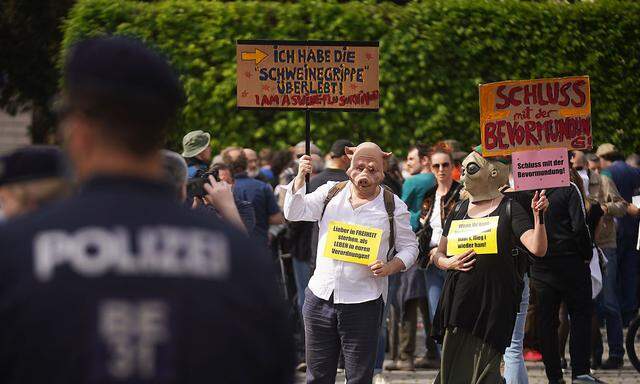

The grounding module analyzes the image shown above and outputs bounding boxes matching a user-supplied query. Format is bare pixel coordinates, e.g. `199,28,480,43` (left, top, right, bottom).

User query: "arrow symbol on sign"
241,48,268,65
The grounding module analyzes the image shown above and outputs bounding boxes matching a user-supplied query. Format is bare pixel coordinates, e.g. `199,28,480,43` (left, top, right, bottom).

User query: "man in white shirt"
283,142,418,384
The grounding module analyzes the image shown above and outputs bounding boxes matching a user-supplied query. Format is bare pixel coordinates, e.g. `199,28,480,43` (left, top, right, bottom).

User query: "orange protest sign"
236,40,379,110
479,76,591,157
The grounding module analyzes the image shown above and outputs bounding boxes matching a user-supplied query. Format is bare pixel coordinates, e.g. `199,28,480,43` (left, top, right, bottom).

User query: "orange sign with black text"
479,76,591,157
237,40,379,110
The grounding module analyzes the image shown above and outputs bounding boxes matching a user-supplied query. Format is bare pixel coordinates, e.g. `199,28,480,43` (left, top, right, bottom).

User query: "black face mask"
574,166,584,171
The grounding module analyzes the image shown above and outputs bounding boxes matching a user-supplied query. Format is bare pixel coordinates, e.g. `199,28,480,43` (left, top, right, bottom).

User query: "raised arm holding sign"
429,149,547,384
282,142,417,383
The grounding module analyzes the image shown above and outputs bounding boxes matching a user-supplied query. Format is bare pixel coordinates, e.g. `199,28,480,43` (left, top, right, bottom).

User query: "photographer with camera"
181,130,212,178
163,150,253,234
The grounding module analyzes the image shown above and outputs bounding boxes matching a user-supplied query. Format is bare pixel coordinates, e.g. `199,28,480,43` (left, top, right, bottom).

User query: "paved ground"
295,324,640,383
296,359,639,383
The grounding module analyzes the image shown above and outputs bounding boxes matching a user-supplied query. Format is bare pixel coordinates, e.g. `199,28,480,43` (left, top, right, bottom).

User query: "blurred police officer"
0,36,294,383
0,146,70,220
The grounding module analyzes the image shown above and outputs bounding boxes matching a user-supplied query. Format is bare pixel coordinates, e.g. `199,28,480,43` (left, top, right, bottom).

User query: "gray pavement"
296,360,639,383
295,324,640,383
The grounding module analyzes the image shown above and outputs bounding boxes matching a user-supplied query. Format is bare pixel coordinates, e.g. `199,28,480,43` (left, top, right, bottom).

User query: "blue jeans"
503,275,530,384
596,248,625,359
425,265,445,322
425,264,445,357
292,258,311,312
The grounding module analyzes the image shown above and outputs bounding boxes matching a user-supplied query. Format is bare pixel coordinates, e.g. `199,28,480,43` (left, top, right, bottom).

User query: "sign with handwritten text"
323,221,383,265
447,217,499,256
479,76,591,157
512,148,570,191
237,40,379,110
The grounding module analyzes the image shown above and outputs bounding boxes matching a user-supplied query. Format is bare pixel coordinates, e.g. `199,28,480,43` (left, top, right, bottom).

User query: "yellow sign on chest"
446,216,499,256
324,221,383,265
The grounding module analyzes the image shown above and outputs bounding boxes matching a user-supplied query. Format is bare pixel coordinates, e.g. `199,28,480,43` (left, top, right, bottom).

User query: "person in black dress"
430,149,548,384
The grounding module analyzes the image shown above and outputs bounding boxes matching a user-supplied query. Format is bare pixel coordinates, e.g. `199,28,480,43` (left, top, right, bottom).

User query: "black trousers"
530,259,592,380
302,288,384,384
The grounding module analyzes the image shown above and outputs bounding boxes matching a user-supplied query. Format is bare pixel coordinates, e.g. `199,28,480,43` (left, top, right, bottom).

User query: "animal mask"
460,151,509,202
345,142,391,198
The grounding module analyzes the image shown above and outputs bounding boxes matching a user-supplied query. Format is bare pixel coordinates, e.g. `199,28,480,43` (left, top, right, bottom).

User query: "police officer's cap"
0,146,66,187
63,36,184,110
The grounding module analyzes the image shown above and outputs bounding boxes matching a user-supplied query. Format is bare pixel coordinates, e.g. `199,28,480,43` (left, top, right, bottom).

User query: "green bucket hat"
181,130,211,158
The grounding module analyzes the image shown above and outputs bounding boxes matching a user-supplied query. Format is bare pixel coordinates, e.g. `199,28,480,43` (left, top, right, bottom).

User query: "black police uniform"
0,176,294,383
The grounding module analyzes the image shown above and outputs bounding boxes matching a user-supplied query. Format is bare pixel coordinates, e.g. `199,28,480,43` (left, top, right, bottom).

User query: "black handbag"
416,224,434,268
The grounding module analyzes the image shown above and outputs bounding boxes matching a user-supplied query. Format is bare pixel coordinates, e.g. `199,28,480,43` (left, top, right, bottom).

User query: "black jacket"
0,176,294,384
526,184,592,261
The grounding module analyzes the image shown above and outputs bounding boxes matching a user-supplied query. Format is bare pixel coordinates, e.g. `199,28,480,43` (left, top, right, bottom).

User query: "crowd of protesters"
0,36,639,384
170,134,640,381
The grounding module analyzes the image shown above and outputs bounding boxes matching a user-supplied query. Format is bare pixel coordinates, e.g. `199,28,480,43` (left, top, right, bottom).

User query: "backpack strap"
506,198,518,256
452,198,468,219
320,181,349,220
383,188,396,261
444,184,464,211
506,198,520,255
322,182,397,262
506,197,531,280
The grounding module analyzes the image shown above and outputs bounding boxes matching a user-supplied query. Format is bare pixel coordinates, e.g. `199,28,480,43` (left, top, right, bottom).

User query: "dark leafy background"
60,0,640,155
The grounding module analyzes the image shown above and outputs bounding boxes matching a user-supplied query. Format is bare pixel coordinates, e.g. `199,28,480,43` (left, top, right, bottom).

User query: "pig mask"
345,142,392,199
460,151,509,202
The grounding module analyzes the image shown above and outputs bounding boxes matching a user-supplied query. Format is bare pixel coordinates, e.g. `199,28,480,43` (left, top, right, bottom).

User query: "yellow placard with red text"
446,217,499,256
323,221,383,265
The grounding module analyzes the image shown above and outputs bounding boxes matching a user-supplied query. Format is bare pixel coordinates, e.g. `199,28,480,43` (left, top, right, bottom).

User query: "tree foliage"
61,0,640,155
0,0,76,142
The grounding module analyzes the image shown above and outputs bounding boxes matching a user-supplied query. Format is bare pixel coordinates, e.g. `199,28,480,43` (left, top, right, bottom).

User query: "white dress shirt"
428,193,443,248
283,180,418,304
577,169,590,198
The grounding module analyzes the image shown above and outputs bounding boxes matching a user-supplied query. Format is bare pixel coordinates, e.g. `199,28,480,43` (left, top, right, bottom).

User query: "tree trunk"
30,103,55,144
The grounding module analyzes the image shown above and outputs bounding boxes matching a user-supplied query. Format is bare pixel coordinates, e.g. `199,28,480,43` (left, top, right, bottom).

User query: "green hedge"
61,0,640,155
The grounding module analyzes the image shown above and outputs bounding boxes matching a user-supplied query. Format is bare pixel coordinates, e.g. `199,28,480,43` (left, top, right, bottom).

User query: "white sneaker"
373,373,388,384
